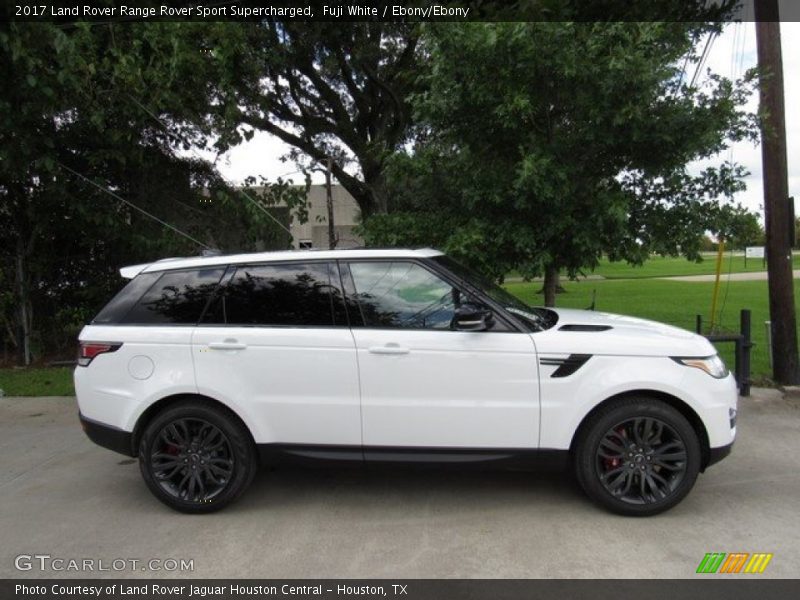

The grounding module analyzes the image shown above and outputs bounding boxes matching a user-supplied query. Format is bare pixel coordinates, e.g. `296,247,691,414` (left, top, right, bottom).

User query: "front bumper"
79,413,135,457
705,442,734,469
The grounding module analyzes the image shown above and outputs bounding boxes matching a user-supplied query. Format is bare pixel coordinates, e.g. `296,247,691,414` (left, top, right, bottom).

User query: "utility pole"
324,156,336,249
755,0,800,384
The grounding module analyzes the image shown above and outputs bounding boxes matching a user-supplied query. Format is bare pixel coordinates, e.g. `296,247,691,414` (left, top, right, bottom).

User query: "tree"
0,22,305,364
218,22,423,217
362,21,756,306
715,205,764,249
699,235,717,252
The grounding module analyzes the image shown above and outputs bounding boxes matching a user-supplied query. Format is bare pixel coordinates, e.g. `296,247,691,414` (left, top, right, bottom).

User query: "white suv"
75,248,737,515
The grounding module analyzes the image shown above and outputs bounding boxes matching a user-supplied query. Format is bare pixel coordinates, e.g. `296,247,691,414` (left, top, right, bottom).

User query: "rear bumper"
706,442,733,469
79,413,135,457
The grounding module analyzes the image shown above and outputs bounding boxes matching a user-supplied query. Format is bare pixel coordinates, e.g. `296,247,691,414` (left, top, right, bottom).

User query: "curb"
780,386,800,402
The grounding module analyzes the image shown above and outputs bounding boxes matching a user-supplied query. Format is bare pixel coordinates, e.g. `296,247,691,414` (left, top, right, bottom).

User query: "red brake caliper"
603,427,626,471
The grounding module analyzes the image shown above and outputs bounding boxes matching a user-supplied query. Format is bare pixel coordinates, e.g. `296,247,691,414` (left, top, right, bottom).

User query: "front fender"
538,354,736,450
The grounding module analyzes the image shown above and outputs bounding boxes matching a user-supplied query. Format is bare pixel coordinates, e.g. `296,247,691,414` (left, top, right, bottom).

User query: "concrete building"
288,184,363,249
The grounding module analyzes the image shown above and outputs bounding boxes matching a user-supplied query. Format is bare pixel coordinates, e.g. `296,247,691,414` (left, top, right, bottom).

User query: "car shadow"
232,464,589,515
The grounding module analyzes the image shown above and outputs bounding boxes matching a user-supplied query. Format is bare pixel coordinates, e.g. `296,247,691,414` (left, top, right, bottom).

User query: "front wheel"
139,400,257,513
574,397,701,516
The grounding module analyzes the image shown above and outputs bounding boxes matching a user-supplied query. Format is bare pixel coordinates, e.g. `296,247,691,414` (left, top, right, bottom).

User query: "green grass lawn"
0,367,74,397
509,253,775,281
588,254,769,279
505,277,798,384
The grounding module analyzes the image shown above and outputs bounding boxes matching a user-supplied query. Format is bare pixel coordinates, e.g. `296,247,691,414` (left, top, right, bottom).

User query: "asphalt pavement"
1,390,798,579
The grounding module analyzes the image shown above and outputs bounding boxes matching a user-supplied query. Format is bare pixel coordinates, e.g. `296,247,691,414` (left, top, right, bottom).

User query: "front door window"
348,261,457,329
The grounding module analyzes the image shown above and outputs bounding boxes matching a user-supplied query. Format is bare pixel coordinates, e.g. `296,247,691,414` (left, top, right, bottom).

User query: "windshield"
431,255,557,331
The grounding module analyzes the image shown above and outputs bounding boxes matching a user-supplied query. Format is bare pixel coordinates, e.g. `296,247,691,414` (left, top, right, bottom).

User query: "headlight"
672,354,729,379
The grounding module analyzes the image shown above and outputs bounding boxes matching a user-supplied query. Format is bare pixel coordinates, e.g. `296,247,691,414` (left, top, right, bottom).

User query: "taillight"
78,342,122,366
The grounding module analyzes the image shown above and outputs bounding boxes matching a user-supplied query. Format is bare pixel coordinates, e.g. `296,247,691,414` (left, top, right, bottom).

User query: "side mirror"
452,304,495,331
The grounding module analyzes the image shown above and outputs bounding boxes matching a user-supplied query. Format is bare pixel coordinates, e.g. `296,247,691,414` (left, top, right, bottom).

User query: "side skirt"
257,444,569,471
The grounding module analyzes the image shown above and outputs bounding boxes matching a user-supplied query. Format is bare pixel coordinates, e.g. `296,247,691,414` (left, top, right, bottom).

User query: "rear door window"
204,262,343,327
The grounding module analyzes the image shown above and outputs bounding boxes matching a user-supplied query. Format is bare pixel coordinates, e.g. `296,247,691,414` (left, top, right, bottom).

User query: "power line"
717,21,749,329
737,18,751,76
57,162,211,250
729,22,741,83
712,18,758,330
674,31,699,93
275,168,306,179
689,31,718,89
125,94,294,238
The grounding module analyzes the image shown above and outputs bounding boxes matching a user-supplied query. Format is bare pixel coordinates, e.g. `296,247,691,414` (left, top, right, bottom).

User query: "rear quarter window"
119,268,225,325
92,272,161,325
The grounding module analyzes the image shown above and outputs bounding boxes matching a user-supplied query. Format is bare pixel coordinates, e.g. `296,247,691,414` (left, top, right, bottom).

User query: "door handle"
368,344,410,355
208,341,247,350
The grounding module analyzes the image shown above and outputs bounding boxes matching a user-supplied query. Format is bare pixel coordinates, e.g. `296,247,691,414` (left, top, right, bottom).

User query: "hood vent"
559,324,612,332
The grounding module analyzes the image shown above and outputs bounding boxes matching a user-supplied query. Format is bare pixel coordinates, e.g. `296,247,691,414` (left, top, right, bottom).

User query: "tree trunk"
543,264,559,308
14,238,32,366
369,171,389,215
335,176,376,219
360,159,389,216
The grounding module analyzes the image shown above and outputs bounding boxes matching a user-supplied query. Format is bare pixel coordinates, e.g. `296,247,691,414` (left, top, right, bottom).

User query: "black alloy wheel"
574,397,701,516
150,418,235,503
595,417,688,504
139,400,257,513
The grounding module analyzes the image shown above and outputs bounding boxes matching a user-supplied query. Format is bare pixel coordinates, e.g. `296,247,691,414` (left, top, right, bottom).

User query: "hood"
533,308,716,357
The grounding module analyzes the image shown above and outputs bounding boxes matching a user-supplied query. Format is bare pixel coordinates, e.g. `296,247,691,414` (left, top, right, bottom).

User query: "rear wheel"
574,397,701,516
139,400,257,513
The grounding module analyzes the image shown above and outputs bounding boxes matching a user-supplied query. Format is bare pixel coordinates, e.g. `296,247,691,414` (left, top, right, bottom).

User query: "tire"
574,396,701,516
138,400,257,513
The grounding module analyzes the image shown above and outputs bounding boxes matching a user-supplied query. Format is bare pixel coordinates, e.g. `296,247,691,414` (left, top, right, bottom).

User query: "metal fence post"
734,336,742,390
740,309,752,397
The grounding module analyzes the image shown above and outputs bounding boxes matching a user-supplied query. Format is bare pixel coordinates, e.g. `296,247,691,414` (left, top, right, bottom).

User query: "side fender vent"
559,324,612,332
540,354,593,378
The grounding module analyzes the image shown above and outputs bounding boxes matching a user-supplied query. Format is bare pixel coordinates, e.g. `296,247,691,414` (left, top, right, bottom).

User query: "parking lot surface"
1,391,798,579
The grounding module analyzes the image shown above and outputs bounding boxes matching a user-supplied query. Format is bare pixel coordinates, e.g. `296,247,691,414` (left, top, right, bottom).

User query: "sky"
214,19,800,221
694,19,800,217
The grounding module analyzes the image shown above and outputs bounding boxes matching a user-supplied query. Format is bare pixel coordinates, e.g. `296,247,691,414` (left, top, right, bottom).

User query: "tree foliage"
0,22,305,363
216,22,423,217
361,21,758,305
716,205,764,249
